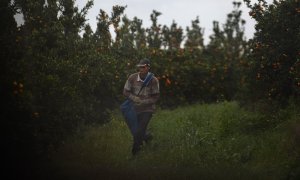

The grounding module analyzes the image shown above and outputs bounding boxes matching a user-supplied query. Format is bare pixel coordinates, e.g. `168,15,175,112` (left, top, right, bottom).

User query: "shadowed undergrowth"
38,101,299,180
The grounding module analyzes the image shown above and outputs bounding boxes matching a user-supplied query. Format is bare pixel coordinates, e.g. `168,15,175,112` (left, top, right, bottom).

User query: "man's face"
138,65,150,76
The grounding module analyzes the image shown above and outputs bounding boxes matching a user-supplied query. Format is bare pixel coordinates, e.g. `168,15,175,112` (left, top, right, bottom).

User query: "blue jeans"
133,112,152,148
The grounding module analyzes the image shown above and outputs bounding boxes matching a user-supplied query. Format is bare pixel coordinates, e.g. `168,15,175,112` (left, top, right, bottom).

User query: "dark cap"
137,58,151,67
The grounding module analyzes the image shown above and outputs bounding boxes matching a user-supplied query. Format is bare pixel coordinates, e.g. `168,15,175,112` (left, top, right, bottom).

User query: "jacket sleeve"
123,79,132,96
123,76,138,101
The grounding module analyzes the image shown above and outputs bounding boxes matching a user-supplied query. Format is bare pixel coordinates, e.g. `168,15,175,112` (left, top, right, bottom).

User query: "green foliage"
147,10,163,49
185,16,204,50
4,0,299,177
206,1,248,101
4,1,250,159
1,0,35,174
6,0,114,159
162,21,184,50
243,0,300,106
44,102,300,179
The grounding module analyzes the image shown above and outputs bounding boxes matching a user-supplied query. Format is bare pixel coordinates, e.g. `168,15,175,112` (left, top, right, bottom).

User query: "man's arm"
123,77,133,97
123,88,131,98
141,93,159,104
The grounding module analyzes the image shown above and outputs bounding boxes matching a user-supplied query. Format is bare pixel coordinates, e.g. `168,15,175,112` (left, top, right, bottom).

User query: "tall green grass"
43,101,299,180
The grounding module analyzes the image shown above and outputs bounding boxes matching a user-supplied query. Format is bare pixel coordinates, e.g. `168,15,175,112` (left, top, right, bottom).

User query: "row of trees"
2,0,299,171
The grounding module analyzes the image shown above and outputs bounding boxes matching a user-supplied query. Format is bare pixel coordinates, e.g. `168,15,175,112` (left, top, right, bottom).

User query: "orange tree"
151,1,248,105
1,0,34,173
11,0,102,154
131,2,248,106
8,0,136,163
243,0,300,107
4,0,257,164
205,1,248,101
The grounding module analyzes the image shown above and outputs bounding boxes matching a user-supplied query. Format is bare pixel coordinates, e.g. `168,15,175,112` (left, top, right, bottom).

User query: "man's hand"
129,94,142,105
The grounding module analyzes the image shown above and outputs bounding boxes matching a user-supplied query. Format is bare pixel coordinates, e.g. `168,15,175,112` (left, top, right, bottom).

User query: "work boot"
144,133,153,144
132,144,141,155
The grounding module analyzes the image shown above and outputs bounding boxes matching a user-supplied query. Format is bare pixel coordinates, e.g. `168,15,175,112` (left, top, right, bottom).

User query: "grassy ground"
39,101,300,180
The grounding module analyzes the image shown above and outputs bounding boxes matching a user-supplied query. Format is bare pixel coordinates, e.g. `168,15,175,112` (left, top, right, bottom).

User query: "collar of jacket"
137,72,150,82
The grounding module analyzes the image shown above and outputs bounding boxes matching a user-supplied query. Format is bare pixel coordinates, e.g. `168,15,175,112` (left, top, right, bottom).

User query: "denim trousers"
133,112,152,148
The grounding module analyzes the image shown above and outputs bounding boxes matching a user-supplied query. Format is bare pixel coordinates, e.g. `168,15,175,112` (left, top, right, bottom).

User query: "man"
123,58,160,155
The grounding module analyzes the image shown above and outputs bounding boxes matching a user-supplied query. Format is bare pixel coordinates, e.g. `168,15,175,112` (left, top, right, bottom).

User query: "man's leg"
144,130,153,143
132,112,152,155
138,112,152,143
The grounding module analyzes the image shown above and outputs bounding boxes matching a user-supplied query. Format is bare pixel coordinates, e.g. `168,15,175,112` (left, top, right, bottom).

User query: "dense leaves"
244,0,300,107
2,0,299,177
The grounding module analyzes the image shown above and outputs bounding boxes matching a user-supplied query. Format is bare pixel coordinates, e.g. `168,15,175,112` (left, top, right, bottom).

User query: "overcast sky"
76,0,273,44
14,0,273,44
